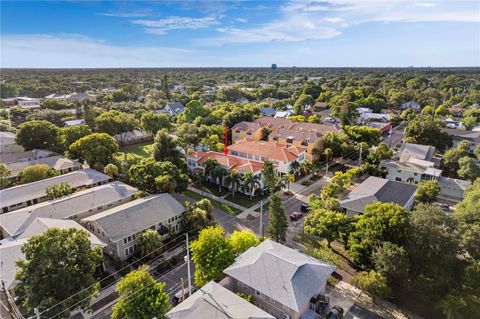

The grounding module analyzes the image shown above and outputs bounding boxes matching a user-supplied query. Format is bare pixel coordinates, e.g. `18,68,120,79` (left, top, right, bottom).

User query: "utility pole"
358,144,363,166
185,234,192,297
259,200,264,239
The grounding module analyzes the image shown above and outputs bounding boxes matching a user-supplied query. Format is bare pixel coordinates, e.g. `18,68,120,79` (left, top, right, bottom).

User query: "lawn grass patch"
116,141,155,161
183,190,241,215
191,182,228,197
224,193,266,208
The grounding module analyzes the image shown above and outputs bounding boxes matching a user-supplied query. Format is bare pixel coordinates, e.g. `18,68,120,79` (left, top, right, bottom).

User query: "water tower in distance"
271,64,277,74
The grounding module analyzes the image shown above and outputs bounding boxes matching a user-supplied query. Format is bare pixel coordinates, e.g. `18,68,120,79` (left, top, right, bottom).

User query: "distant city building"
271,63,277,73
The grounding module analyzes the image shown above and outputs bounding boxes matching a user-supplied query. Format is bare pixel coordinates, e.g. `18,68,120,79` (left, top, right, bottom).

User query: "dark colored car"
300,204,309,213
327,305,344,319
289,211,304,221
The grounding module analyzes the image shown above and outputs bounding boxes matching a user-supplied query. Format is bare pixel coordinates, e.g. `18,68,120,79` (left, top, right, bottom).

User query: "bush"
352,270,391,300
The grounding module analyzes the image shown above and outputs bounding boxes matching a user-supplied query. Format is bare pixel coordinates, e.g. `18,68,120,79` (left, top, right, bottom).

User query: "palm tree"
289,160,300,176
300,160,313,177
203,158,219,183
242,173,261,199
212,166,227,192
284,173,296,191
225,169,242,197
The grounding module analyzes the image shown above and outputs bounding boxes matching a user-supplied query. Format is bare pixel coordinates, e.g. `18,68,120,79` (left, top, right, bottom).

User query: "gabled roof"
5,155,82,177
0,169,112,210
16,218,106,247
0,181,137,237
290,122,341,134
0,219,104,290
81,194,185,242
398,143,435,162
232,121,262,133
166,102,185,114
254,117,292,129
260,107,277,117
442,128,480,142
0,131,15,145
224,239,336,313
166,281,274,319
0,149,55,164
340,176,417,214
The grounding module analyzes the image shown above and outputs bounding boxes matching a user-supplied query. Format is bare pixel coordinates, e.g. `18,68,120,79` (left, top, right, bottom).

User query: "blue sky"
1,0,479,67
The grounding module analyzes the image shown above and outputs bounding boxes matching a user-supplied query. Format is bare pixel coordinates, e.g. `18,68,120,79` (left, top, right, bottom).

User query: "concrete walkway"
186,186,248,211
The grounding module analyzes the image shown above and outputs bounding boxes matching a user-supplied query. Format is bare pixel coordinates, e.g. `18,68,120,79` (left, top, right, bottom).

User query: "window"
413,173,418,176
395,177,402,182
124,238,127,244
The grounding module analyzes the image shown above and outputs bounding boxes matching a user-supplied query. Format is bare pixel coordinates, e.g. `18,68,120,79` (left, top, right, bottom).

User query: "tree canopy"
16,120,60,151
112,265,170,319
16,228,102,318
69,133,119,170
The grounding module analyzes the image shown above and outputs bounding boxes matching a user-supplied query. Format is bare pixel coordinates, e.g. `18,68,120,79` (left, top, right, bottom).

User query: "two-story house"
228,140,306,174
442,128,480,153
381,143,441,184
0,169,113,214
166,281,275,319
81,194,185,261
0,181,137,238
223,239,336,319
231,121,263,143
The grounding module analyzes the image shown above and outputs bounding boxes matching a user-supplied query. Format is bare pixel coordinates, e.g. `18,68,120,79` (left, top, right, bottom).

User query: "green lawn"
183,189,241,215
116,142,155,161
224,193,267,208
191,182,228,197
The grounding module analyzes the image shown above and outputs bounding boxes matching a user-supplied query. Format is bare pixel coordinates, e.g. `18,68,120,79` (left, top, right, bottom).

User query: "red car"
289,211,304,221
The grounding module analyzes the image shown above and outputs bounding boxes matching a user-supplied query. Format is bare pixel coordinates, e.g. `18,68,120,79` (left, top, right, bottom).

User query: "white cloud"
413,2,436,7
205,0,479,44
235,18,248,23
0,34,195,68
132,16,219,34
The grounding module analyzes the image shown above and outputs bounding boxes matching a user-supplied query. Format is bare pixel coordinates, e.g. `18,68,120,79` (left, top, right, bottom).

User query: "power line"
40,210,249,318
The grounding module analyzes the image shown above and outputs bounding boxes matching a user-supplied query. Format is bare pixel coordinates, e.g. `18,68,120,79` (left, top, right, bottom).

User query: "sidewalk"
187,186,248,211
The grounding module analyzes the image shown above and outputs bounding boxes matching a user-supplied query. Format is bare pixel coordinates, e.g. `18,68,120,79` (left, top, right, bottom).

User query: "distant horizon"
1,1,479,68
1,66,480,70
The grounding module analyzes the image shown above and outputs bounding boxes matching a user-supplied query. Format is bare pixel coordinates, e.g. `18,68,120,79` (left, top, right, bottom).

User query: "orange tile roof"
187,151,264,173
254,117,292,129
228,140,304,162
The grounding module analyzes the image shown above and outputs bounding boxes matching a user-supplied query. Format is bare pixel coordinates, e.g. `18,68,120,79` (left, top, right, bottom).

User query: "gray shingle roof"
0,218,104,290
442,128,480,142
0,181,137,237
398,143,435,161
0,169,112,210
224,239,336,312
5,155,82,177
81,194,185,242
340,176,417,214
166,281,275,319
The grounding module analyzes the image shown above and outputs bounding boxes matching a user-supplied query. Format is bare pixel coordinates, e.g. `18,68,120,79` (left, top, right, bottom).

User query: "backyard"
116,141,155,161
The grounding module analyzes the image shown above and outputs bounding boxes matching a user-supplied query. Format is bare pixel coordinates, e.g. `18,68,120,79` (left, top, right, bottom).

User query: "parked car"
327,305,344,319
289,211,304,221
300,204,309,213
173,287,196,305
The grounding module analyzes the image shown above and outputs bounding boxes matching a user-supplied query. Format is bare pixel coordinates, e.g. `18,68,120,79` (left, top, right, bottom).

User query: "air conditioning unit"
282,314,291,319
